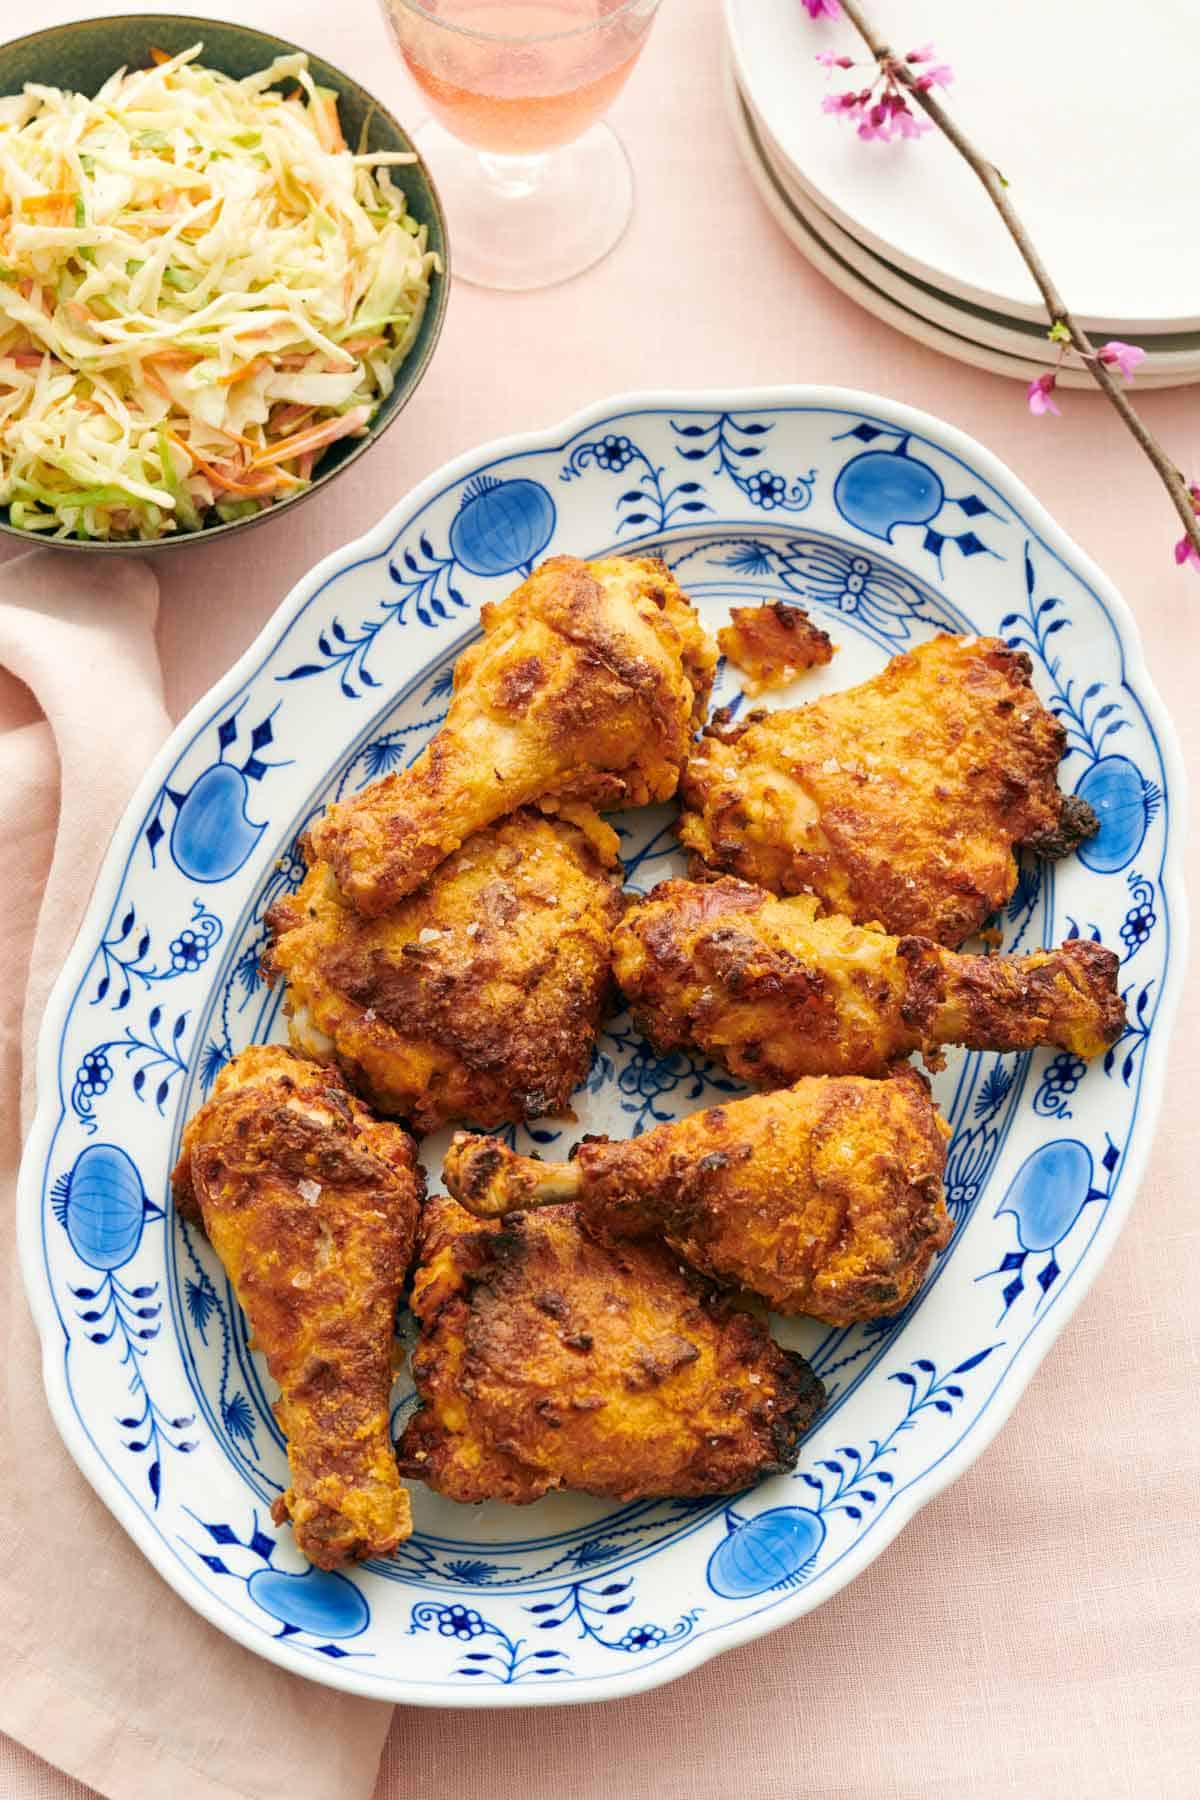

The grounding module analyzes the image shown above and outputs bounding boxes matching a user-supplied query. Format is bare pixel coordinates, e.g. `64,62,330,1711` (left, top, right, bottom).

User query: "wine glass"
380,0,663,291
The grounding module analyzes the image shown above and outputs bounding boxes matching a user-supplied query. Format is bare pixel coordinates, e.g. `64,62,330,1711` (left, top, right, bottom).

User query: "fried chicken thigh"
679,635,1096,946
444,1066,952,1327
172,1046,423,1569
266,807,625,1134
309,555,718,917
395,1194,824,1506
613,877,1126,1085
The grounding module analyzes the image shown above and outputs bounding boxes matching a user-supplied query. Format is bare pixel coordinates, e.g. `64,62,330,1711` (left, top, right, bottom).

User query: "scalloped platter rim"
17,386,1186,1706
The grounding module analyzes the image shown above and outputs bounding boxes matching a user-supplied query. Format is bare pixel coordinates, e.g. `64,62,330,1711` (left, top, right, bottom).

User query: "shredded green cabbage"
0,43,438,540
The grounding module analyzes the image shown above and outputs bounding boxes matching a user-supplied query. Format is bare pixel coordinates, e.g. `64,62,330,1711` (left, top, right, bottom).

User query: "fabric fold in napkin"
0,552,393,1800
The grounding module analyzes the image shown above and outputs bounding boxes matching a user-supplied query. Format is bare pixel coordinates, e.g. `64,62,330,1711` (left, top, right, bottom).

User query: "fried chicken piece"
613,877,1126,1085
308,555,718,917
444,1066,952,1327
171,1045,423,1569
266,808,624,1134
679,634,1097,947
395,1194,824,1506
718,602,835,695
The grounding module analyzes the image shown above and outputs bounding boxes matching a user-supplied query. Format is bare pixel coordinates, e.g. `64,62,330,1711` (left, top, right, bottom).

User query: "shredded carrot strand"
250,406,368,469
215,356,270,388
143,363,172,401
312,91,346,155
21,190,75,217
268,403,316,436
168,432,282,497
207,419,259,452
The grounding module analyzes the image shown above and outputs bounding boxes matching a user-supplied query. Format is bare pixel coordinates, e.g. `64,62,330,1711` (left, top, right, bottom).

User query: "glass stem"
477,149,551,199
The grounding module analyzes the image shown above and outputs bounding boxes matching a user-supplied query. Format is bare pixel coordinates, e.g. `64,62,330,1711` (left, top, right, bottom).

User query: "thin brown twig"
834,0,1200,562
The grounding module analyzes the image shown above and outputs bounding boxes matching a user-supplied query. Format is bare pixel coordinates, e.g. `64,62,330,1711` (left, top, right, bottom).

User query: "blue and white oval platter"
18,388,1186,1705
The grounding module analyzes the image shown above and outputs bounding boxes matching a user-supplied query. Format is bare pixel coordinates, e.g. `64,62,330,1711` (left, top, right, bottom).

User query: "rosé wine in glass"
399,2,652,154
381,0,663,289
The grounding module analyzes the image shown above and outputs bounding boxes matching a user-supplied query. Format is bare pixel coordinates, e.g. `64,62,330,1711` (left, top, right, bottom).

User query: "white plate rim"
741,82,1200,381
726,72,1197,391
17,384,1189,1705
724,71,1084,388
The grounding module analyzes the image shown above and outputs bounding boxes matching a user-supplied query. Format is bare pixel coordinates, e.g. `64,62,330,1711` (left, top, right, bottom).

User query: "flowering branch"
811,0,1200,570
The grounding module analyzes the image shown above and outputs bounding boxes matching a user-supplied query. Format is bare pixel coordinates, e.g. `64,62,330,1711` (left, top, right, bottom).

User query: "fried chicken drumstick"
613,877,1126,1086
395,1195,825,1506
267,807,625,1133
172,1046,423,1569
309,555,717,918
679,634,1097,947
444,1067,952,1327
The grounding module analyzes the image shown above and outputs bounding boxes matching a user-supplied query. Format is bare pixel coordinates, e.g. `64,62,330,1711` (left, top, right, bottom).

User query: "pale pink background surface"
2,1,1197,1796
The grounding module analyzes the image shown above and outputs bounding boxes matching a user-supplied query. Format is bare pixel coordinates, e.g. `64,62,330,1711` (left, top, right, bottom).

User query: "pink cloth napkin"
0,553,393,1800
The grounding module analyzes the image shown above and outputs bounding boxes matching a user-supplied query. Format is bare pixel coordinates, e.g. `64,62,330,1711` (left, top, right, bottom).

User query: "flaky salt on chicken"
308,554,718,918
679,634,1097,947
266,806,625,1134
395,1194,824,1507
613,876,1126,1086
444,1066,952,1328
172,1045,423,1569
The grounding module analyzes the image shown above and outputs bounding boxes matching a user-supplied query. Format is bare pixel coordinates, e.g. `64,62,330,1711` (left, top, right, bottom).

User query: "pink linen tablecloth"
1,2,1197,1797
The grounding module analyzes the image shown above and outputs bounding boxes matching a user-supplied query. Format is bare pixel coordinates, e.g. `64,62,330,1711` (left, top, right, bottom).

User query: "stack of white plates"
725,0,1200,388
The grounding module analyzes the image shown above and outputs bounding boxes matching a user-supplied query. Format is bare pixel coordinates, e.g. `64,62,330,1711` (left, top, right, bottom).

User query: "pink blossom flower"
1097,340,1146,382
1175,484,1200,570
801,0,842,18
913,64,955,91
1027,373,1061,417
893,107,932,139
817,38,952,144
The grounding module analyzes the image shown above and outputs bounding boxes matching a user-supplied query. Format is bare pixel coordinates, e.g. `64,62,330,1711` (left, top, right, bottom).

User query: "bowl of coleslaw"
0,15,449,548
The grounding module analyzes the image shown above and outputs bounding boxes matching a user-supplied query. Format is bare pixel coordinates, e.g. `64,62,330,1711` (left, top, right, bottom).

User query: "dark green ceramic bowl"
0,14,449,551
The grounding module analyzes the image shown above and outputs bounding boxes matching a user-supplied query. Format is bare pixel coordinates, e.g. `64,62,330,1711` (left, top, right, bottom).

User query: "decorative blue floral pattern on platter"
830,422,1003,571
409,1575,702,1685
18,391,1183,1707
51,1144,190,1504
983,1135,1122,1317
706,1346,1001,1599
182,1510,372,1657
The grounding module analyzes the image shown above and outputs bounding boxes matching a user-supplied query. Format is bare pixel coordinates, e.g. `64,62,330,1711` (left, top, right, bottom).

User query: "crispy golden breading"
445,1067,952,1327
171,1046,423,1569
717,602,835,695
308,555,718,918
679,635,1096,946
613,877,1126,1085
395,1195,824,1506
266,808,625,1134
